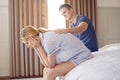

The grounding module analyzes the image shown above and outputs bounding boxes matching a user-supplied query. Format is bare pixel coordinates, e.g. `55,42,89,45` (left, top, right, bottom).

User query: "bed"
57,43,120,80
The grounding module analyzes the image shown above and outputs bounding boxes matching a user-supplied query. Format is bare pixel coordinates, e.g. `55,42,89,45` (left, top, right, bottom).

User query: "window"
48,0,65,29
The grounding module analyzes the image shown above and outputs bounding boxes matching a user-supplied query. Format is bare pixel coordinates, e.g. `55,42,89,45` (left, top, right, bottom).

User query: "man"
53,3,98,52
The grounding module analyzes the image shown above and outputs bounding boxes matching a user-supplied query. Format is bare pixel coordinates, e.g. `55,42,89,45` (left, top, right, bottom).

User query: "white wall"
0,0,10,76
97,0,120,47
97,0,120,7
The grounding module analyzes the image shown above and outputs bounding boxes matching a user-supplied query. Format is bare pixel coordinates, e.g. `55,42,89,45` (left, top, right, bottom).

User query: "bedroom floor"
9,77,61,80
9,78,43,80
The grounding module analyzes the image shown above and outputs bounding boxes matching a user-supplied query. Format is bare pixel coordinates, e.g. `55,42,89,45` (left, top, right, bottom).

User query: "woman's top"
39,32,92,65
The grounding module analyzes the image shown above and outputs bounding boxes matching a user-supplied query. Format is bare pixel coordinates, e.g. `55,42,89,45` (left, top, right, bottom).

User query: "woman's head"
20,26,39,41
20,26,40,48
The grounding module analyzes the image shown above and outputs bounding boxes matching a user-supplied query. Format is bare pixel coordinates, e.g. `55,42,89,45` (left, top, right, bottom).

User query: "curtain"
9,0,47,78
65,0,97,29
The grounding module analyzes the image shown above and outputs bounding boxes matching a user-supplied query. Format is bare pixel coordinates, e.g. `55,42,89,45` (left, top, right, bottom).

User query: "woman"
20,26,92,80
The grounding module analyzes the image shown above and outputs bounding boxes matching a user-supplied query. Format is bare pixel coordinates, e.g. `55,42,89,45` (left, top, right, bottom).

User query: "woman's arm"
35,46,56,68
36,51,48,67
30,37,56,68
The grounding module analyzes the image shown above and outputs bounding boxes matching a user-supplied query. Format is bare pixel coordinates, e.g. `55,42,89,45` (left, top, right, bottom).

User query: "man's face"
60,7,73,21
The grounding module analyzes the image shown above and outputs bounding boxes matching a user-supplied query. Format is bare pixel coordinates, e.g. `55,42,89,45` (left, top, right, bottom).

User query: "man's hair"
59,3,73,11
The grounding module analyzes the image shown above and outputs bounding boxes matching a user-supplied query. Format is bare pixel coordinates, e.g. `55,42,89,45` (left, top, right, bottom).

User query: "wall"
97,0,120,7
0,0,10,76
97,0,120,47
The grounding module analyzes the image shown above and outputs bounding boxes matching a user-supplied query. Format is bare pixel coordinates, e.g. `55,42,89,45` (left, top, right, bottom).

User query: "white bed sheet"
62,43,120,80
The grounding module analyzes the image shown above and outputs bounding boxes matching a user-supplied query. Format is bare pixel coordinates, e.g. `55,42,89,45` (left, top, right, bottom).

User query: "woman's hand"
29,36,41,49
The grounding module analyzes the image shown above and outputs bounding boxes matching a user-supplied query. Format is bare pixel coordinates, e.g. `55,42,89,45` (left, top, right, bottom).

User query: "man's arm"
53,22,88,34
38,27,52,33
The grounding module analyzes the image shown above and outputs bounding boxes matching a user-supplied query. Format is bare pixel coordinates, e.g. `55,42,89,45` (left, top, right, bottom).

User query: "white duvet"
62,43,120,80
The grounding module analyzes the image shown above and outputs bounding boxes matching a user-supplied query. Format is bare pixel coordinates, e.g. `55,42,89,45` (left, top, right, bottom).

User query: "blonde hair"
20,26,45,41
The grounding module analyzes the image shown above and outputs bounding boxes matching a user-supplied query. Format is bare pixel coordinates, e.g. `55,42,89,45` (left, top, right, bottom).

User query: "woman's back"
40,32,92,64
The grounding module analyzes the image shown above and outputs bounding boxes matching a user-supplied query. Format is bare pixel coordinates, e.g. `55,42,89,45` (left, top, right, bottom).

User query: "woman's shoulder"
44,31,56,35
43,31,59,39
44,32,75,40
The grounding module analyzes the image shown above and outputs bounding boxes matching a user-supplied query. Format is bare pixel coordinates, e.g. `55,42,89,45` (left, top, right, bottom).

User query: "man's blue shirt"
70,16,98,52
